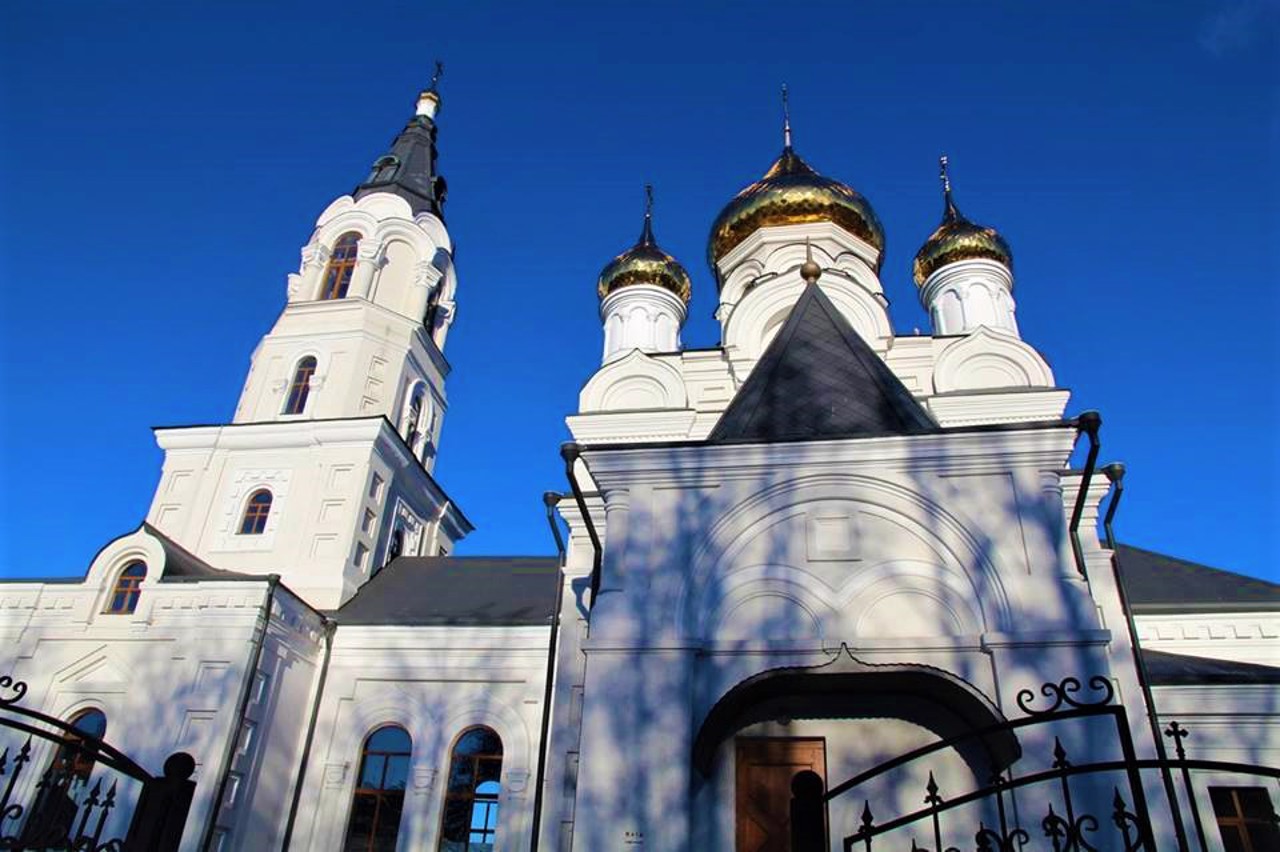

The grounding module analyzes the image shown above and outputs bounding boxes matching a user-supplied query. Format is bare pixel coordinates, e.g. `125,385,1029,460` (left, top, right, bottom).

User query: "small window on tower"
320,232,360,300
284,356,317,415
106,562,146,614
239,489,273,535
405,384,426,451
367,155,400,184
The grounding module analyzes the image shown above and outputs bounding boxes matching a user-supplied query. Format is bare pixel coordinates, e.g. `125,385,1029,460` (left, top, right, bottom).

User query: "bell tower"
144,71,472,608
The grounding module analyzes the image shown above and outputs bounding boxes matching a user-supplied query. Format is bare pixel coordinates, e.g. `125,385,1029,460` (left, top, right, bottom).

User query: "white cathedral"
1,78,1277,852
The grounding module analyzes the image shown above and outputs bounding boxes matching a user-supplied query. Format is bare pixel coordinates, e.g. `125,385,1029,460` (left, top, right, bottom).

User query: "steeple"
353,63,448,217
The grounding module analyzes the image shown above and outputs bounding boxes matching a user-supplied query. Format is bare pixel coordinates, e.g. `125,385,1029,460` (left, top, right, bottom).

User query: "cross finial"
939,154,952,195
638,183,656,246
429,60,444,92
782,83,792,149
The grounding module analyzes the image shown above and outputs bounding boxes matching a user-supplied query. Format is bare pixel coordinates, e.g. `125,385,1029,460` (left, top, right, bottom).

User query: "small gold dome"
708,147,884,281
913,161,1012,287
597,207,692,304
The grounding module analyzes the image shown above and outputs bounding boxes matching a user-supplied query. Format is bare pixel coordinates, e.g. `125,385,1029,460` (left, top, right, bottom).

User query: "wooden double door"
735,737,826,852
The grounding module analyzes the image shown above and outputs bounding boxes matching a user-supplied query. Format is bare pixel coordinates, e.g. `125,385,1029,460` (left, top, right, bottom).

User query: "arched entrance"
693,646,1019,851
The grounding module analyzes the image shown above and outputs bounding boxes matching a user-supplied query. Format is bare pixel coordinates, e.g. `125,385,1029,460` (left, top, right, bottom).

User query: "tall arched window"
284,356,317,414
239,489,272,535
405,384,425,451
321,232,361,300
343,725,411,852
438,727,502,852
24,709,109,843
49,709,108,785
106,562,146,614
381,528,404,574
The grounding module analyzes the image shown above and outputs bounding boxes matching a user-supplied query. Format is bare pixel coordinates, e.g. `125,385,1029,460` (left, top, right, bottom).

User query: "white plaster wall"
1135,612,1280,666
288,625,552,852
211,590,327,851
0,538,274,852
554,427,1148,852
148,419,469,609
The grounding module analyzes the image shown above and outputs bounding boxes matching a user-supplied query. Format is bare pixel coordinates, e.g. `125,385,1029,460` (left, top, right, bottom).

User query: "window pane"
359,755,386,789
1219,827,1246,852
1211,787,1236,817
441,799,471,841
383,755,408,791
1237,788,1274,817
1248,822,1280,849
72,710,107,739
373,792,403,852
477,758,501,785
343,794,375,851
446,758,474,793
455,728,501,757
366,726,411,753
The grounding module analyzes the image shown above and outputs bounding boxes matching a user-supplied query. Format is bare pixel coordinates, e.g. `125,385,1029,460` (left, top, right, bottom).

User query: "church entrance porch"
734,737,826,852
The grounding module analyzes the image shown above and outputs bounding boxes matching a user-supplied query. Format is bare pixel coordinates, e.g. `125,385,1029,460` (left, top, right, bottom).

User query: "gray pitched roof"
708,281,936,443
1116,544,1280,613
1142,649,1280,686
330,556,560,626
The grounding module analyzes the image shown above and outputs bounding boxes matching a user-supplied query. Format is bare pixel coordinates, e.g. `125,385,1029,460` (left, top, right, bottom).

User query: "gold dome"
597,205,692,304
913,160,1012,287
707,146,884,281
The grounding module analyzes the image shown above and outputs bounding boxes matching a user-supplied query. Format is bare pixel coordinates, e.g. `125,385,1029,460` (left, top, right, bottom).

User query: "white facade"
1,85,1276,852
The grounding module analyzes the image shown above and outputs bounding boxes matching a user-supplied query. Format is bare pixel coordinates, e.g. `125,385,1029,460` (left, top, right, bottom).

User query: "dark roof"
330,556,560,626
1116,544,1280,613
352,113,445,216
1142,649,1280,686
708,281,937,443
143,524,263,582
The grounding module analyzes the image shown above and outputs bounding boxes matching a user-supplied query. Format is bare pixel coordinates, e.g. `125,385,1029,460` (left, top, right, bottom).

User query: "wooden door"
735,737,826,852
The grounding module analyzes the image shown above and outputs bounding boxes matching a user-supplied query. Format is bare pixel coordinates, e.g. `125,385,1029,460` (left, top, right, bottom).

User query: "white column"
350,242,385,300
295,243,331,302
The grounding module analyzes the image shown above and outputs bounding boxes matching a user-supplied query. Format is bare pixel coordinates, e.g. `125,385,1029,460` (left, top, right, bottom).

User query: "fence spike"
1052,736,1070,769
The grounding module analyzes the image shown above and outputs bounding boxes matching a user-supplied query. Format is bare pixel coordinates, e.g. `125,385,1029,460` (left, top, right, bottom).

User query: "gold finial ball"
800,257,822,283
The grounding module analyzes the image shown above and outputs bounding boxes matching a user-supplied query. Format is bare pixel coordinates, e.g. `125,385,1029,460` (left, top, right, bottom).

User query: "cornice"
579,426,1077,487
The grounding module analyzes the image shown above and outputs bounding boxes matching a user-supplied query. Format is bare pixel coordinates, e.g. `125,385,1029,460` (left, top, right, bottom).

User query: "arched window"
321,232,361,300
239,489,272,535
381,528,404,573
343,725,411,852
106,562,146,614
438,727,502,852
24,708,108,843
54,709,108,784
405,384,425,451
284,357,317,415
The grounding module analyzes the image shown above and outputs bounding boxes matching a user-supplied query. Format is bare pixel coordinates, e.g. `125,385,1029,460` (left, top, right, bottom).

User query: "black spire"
638,184,656,246
353,64,447,216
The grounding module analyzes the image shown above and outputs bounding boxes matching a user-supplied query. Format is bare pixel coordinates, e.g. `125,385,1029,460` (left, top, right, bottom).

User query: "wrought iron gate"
0,675,196,852
789,676,1280,852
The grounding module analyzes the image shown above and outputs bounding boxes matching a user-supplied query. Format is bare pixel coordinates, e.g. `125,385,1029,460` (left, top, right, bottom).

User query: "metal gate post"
123,753,197,852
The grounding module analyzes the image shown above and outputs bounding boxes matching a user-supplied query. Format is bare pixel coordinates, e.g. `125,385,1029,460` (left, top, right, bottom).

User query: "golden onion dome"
912,157,1012,287
597,193,692,304
707,145,884,281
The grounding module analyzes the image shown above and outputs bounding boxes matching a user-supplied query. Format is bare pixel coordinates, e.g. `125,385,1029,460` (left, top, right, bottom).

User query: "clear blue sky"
1,1,1276,582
